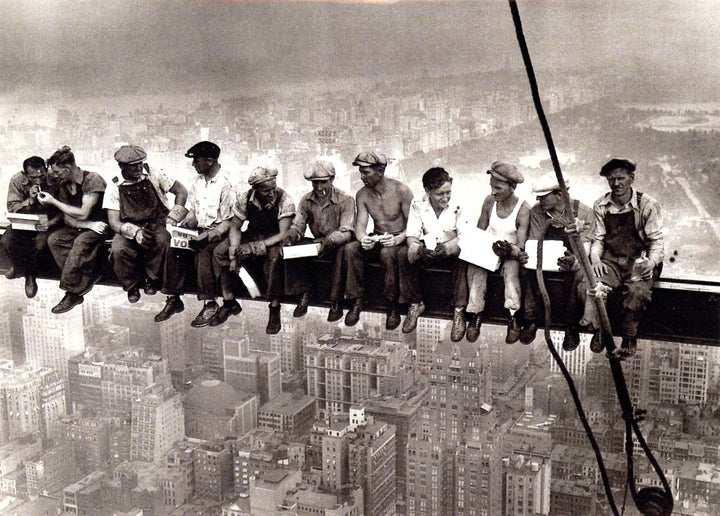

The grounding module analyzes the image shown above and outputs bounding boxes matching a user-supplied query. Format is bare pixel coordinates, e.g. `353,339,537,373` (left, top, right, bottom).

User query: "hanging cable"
506,1,673,515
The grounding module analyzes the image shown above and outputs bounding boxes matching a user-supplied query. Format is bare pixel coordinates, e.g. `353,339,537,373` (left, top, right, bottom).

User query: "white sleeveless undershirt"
488,198,522,244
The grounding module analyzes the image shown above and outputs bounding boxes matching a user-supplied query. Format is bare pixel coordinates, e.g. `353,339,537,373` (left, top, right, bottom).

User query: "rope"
506,1,672,514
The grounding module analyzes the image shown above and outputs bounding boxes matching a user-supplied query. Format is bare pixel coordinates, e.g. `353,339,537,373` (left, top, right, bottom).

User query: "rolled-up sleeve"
406,202,423,240
590,200,607,260
642,198,664,265
278,191,295,220
218,182,236,222
290,196,310,238
6,173,27,213
338,195,355,233
232,190,250,222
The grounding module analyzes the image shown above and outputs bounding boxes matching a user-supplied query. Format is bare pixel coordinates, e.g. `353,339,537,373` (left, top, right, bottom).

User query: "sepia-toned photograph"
0,1,718,514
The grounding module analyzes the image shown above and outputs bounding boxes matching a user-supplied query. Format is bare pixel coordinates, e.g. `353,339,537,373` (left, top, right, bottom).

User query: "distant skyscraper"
406,435,453,516
129,381,184,465
502,453,551,516
454,438,503,516
223,337,281,405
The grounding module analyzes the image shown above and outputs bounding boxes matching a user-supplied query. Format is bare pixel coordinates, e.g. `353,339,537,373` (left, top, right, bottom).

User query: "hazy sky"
1,0,718,99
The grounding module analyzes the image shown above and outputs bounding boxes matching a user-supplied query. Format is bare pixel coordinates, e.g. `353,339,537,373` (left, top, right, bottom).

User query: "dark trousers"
344,240,401,302
214,238,284,301
397,247,468,307
47,226,106,295
163,239,221,300
522,266,585,327
110,226,174,292
284,238,349,302
1,228,49,277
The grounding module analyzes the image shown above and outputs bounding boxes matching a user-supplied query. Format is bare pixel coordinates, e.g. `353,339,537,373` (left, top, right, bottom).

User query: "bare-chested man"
343,150,413,330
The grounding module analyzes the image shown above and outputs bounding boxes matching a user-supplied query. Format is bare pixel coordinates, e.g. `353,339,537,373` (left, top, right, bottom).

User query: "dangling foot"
209,300,242,327
24,275,38,299
402,301,425,334
385,302,401,331
465,312,483,343
51,292,84,314
293,292,311,318
562,326,581,351
191,301,219,328
327,302,343,323
505,313,521,344
127,286,141,304
154,296,184,322
519,319,537,345
344,298,363,327
450,308,467,342
266,304,282,334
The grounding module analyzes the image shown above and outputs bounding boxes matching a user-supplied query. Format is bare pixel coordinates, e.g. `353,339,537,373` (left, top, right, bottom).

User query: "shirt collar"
307,187,340,206
419,196,458,216
116,171,150,186
598,189,638,209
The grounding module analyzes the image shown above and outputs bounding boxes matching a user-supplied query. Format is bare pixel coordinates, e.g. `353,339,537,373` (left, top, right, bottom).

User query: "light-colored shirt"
233,188,295,222
291,187,355,241
591,189,664,265
102,166,175,212
406,197,464,246
187,170,236,229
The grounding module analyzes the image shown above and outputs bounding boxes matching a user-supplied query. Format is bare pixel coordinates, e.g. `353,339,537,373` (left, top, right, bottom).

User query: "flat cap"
532,172,569,197
487,161,524,184
600,158,636,176
304,160,336,181
114,145,147,165
185,141,220,159
248,166,278,186
352,150,387,168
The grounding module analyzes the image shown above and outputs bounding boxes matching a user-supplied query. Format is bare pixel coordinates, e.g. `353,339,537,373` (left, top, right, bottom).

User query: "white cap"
531,172,569,197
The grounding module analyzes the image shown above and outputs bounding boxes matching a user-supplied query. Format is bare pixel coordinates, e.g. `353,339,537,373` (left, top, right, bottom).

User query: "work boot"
4,267,21,280
191,301,219,328
386,303,401,331
402,301,425,334
505,314,521,344
620,337,638,357
127,286,141,304
154,296,184,322
327,302,343,323
293,292,311,318
519,319,537,345
562,326,581,351
209,300,242,327
590,330,605,353
24,275,38,299
266,304,282,334
143,278,159,296
51,292,84,314
465,312,483,343
450,308,467,342
344,298,363,327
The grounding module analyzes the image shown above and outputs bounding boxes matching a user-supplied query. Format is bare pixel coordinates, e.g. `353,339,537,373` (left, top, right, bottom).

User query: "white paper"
458,227,501,271
282,243,321,259
422,234,437,250
8,213,48,232
523,239,567,272
238,266,261,298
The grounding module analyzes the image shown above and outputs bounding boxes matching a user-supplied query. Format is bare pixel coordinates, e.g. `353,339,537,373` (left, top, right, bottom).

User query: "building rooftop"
259,392,314,416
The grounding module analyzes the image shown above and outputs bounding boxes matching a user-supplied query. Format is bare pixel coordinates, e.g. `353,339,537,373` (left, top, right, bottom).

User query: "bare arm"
169,180,188,206
515,203,530,248
477,196,493,230
41,191,101,221
355,190,370,242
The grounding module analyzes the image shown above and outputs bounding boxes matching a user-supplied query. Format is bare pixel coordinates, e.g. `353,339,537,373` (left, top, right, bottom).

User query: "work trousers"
163,239,221,300
1,228,49,277
397,247,468,307
284,238,350,302
110,226,174,292
466,258,521,313
522,266,585,327
47,226,106,295
344,240,402,302
213,238,284,301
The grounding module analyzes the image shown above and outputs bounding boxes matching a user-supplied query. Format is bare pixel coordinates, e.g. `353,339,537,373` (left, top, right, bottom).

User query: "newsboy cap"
248,166,278,186
304,160,336,181
487,161,524,184
114,145,147,165
185,141,221,159
600,158,636,176
352,150,387,168
532,172,569,197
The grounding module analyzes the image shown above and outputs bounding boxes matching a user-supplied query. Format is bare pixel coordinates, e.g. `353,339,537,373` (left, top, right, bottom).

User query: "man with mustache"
154,141,235,327
584,158,664,356
344,150,413,330
283,160,356,322
103,144,188,305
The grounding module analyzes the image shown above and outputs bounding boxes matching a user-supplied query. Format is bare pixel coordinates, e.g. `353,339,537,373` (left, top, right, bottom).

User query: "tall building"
502,453,551,516
223,337,282,405
188,438,234,501
305,332,410,417
23,287,85,378
129,381,184,465
415,317,446,370
454,438,503,516
257,391,315,437
56,415,115,474
548,330,592,378
406,435,453,516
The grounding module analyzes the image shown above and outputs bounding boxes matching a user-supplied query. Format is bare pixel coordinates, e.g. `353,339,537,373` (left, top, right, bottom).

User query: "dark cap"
185,141,220,159
352,150,387,168
114,145,147,165
487,160,524,185
600,158,636,176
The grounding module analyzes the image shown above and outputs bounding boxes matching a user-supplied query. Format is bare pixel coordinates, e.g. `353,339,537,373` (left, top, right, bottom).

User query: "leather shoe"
327,302,343,323
24,275,38,299
590,330,605,353
344,298,363,327
154,296,184,322
386,303,401,331
127,286,141,304
51,292,84,314
266,305,281,334
293,292,311,318
562,326,581,351
143,278,158,296
209,300,242,327
402,301,425,334
505,314,521,344
5,267,21,280
620,337,637,357
192,301,219,328
450,309,467,342
519,320,537,345
465,312,483,343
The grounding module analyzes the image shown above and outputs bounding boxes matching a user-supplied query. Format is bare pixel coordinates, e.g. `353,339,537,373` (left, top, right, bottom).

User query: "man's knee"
379,245,400,265
344,240,362,258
